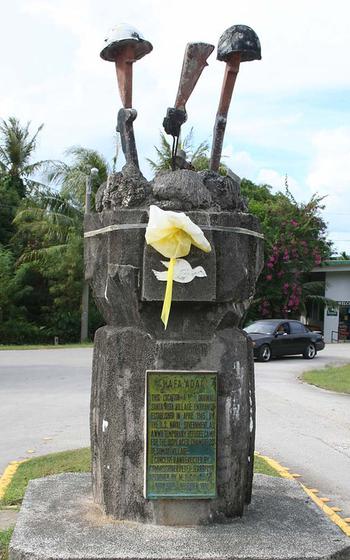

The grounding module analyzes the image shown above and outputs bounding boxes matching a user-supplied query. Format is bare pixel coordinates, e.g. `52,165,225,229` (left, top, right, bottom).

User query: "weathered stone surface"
84,169,264,524
84,208,263,309
95,164,151,211
152,170,212,210
200,170,245,211
91,325,255,523
9,473,350,559
95,167,249,214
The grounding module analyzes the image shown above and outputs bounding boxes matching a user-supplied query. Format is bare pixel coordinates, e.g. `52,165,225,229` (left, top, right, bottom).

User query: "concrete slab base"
9,473,350,560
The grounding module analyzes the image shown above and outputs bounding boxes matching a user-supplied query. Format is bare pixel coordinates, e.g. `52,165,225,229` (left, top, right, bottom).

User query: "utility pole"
80,167,99,343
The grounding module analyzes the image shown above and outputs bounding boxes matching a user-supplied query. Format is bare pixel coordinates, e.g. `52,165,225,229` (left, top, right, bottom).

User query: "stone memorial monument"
86,22,263,525
9,22,350,560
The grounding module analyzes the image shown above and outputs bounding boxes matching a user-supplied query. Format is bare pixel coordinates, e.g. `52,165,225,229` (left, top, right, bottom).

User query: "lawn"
302,363,350,394
1,448,278,507
0,343,93,351
0,448,279,558
0,448,91,506
0,529,13,560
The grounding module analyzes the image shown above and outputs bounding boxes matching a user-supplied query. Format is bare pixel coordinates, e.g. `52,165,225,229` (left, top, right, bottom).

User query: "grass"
0,343,93,351
0,448,91,506
254,454,281,477
0,529,13,560
0,448,278,557
302,363,350,394
1,447,277,507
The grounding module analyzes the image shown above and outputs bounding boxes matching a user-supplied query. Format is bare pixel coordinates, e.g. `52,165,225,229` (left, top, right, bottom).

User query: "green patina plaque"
146,370,217,499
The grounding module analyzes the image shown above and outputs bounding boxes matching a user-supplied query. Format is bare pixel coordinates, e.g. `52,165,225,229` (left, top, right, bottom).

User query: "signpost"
146,371,217,499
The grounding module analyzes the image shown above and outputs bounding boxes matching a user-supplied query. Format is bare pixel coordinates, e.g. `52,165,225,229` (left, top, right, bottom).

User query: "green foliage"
0,117,106,344
0,248,15,313
0,248,52,344
0,116,48,194
0,115,48,247
0,448,91,506
0,176,22,245
302,364,350,394
241,179,332,321
0,528,13,560
0,447,277,509
46,145,109,208
253,455,281,477
0,116,334,342
12,192,84,342
147,130,228,175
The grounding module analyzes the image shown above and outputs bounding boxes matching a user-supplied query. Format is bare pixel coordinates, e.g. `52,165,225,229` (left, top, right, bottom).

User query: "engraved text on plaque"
146,371,217,499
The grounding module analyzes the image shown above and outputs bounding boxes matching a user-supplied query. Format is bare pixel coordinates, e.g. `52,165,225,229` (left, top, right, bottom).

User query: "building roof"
313,259,350,273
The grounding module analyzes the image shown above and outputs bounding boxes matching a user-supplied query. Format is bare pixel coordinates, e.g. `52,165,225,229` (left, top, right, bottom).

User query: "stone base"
9,473,350,560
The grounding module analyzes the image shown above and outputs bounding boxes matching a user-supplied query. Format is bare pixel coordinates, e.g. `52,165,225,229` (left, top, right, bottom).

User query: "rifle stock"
174,42,214,111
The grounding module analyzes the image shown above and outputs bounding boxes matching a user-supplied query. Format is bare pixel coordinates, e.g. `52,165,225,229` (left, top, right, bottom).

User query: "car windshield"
244,321,277,335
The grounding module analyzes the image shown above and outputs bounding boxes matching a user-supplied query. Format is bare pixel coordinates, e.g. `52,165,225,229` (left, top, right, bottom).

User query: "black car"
244,319,325,362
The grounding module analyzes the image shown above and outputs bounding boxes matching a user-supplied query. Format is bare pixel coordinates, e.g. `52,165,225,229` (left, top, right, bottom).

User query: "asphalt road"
255,343,350,517
1,344,349,518
0,348,92,473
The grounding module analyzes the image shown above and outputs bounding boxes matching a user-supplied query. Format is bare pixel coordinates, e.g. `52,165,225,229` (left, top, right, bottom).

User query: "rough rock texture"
152,170,212,210
95,164,151,211
85,168,264,524
95,167,248,213
9,473,350,559
91,326,255,524
200,170,247,212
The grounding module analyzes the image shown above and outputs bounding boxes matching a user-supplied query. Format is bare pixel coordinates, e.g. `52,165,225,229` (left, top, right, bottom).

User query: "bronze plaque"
145,370,217,499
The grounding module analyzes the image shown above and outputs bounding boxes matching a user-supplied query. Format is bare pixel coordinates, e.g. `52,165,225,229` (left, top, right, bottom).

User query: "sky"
1,0,350,255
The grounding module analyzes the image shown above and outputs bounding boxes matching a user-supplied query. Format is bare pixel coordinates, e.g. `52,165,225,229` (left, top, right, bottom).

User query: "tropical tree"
13,190,88,341
46,145,109,208
0,117,50,248
299,280,338,322
0,246,51,343
0,117,48,196
241,179,333,321
147,129,228,175
12,143,110,342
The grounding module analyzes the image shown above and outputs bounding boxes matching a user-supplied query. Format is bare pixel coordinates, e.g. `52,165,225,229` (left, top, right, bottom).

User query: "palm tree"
300,280,338,324
14,143,110,341
13,189,83,262
13,189,88,340
0,116,48,197
46,145,109,209
147,129,228,175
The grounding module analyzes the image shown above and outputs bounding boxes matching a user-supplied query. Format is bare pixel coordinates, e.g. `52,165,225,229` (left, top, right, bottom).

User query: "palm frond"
304,294,339,307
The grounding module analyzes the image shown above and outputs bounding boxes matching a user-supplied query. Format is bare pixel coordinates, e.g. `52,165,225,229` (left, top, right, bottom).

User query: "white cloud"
304,127,350,254
255,168,307,199
222,148,257,178
0,0,349,258
307,127,350,202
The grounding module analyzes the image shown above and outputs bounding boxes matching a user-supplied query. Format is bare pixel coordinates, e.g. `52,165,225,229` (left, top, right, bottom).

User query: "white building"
312,260,350,343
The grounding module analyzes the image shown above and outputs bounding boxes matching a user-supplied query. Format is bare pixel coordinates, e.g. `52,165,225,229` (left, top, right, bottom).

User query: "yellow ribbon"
161,257,176,328
145,205,211,329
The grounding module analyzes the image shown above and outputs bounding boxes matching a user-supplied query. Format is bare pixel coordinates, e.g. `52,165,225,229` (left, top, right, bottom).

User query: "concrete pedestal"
9,473,350,560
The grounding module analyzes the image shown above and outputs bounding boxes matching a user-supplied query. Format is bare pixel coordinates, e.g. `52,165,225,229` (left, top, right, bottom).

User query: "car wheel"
303,342,316,359
258,344,271,362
